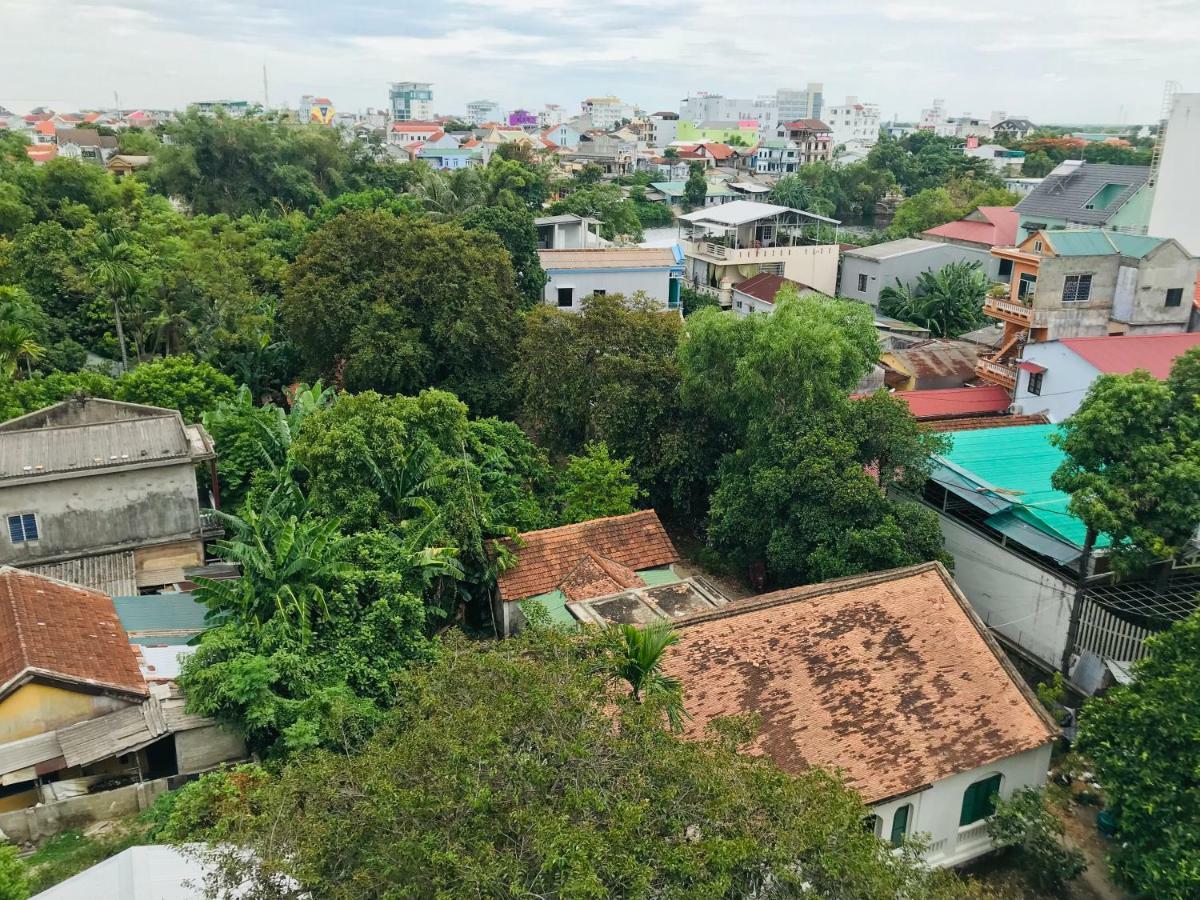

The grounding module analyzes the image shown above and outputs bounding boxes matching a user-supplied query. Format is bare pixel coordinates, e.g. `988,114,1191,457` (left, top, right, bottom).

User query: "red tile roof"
892,385,1012,420
495,511,678,602
699,142,734,160
0,567,147,700
33,120,55,136
781,119,831,132
923,206,1018,248
1059,333,1200,379
391,122,444,133
662,563,1058,803
732,272,813,304
25,145,58,163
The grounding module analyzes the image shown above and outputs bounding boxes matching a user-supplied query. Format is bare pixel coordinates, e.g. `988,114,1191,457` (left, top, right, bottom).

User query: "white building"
534,214,605,250
580,96,637,130
662,562,1058,868
1148,92,1200,255
1013,333,1200,422
539,104,568,128
466,99,503,126
646,113,680,148
776,83,824,122
679,93,778,135
538,247,683,311
389,81,433,122
825,96,880,148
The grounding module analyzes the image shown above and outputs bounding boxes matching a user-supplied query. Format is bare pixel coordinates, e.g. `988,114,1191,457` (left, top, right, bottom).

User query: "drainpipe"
1060,526,1096,676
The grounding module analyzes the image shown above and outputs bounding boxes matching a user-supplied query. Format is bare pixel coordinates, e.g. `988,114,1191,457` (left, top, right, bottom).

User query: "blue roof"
112,592,212,645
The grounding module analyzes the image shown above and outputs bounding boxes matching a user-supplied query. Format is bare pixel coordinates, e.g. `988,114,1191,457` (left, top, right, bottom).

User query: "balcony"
975,357,1017,389
983,295,1035,326
199,510,225,539
686,240,837,266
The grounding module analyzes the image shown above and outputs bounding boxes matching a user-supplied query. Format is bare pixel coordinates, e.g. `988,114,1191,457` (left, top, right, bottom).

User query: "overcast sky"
2,0,1197,124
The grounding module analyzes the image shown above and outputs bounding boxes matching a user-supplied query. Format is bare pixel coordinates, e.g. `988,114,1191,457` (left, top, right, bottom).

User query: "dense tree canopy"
879,260,990,337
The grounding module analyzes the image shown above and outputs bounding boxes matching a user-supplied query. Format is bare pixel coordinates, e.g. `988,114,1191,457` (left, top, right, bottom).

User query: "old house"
879,340,983,390
492,510,729,635
0,398,220,593
729,272,817,316
661,563,1058,867
538,248,684,311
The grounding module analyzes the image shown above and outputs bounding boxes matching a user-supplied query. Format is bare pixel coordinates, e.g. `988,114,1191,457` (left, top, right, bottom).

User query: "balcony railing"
983,296,1034,325
199,510,225,538
688,241,836,264
975,358,1017,388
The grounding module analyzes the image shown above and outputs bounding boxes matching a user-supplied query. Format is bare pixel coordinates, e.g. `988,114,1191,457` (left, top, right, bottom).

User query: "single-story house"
729,272,818,316
534,214,606,250
661,562,1058,867
1013,332,1200,422
538,247,684,311
493,510,721,635
839,238,1006,305
105,154,151,178
648,180,738,207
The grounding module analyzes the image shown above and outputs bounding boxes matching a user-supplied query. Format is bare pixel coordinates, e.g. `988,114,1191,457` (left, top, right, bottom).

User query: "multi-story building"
507,109,538,129
678,200,841,306
645,112,680,148
1013,161,1152,243
748,138,799,174
538,248,684,313
1148,92,1200,255
824,96,880,148
977,228,1198,389
580,96,636,130
776,119,834,164
539,104,568,128
389,82,433,122
679,93,778,135
776,83,824,122
465,99,502,126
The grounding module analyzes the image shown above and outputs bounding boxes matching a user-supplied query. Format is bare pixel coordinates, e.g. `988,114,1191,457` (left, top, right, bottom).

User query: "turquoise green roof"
521,565,683,629
113,592,212,645
1044,229,1165,259
939,424,1110,551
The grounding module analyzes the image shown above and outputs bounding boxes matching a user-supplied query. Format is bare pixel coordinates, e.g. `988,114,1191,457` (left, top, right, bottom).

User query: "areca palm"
0,322,44,378
878,260,988,338
89,232,139,371
602,621,688,730
414,167,484,219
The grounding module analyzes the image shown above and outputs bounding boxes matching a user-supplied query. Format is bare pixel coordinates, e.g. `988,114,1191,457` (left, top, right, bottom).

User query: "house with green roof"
979,226,1198,388
919,422,1188,690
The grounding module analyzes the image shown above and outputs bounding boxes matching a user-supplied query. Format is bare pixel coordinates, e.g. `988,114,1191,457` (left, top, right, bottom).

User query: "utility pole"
113,90,119,111
262,64,270,111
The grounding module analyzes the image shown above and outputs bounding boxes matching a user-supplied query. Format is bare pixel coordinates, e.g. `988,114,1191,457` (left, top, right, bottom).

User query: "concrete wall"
1032,255,1116,339
872,743,1053,868
1148,93,1200,255
174,725,246,775
838,243,993,305
542,269,675,309
0,463,202,565
1013,342,1101,422
0,777,171,843
937,514,1076,670
0,683,134,745
1128,243,1197,329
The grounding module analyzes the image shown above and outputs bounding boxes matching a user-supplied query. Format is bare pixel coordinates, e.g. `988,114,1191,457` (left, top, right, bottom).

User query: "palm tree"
88,232,138,372
0,322,44,378
414,167,484,219
878,260,988,338
602,622,688,730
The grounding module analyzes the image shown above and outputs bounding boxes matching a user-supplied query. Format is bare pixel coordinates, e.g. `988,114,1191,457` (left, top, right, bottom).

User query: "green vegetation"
879,260,990,338
987,788,1086,893
0,844,28,900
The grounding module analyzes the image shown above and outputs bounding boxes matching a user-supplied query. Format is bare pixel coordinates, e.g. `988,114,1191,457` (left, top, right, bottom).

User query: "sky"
2,0,1198,124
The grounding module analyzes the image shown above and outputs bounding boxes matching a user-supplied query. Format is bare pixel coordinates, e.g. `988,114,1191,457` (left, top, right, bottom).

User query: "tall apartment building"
679,93,778,134
539,104,568,128
466,99,503,126
580,96,637,130
1148,92,1200,255
825,96,881,148
389,82,433,122
776,83,824,122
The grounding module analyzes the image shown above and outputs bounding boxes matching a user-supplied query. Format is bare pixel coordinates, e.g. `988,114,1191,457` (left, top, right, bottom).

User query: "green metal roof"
938,424,1110,551
112,592,212,645
1044,229,1164,259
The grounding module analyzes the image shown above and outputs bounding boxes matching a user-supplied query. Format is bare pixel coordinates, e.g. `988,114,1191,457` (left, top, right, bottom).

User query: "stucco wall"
872,743,1054,868
543,269,674,308
0,777,171,843
174,725,247,774
0,463,202,565
937,514,1075,669
838,244,991,305
1013,343,1101,422
1127,244,1197,328
0,683,134,744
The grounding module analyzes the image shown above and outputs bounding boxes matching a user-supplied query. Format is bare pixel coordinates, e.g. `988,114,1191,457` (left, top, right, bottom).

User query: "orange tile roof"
496,510,678,602
0,567,147,700
925,413,1049,432
662,563,1057,803
558,551,646,602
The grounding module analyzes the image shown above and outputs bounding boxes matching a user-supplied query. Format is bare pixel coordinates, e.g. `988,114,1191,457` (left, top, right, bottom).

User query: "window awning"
1018,361,1047,374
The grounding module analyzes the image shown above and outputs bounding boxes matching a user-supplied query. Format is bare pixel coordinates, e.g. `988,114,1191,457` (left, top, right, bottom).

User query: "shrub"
987,787,1086,893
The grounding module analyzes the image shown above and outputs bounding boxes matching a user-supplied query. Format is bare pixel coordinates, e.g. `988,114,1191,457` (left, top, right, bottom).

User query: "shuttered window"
959,774,1003,826
7,513,39,543
890,804,911,846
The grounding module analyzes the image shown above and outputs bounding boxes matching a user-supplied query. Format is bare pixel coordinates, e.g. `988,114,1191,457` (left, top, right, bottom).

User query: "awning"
985,509,1082,565
1018,361,1047,374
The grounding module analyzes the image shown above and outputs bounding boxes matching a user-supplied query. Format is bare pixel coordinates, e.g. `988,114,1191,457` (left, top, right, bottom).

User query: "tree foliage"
177,631,981,900
879,260,990,338
557,441,642,524
987,788,1086,893
1077,610,1200,897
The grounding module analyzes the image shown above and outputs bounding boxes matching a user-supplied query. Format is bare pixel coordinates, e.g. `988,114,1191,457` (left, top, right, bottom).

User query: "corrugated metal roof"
844,238,942,260
1014,163,1149,225
113,593,210,644
26,552,138,596
1059,332,1200,377
0,416,190,481
1041,229,1165,259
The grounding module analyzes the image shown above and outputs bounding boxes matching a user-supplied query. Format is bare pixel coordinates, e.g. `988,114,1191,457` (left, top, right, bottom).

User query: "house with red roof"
924,206,1018,252
730,272,817,316
1014,332,1200,421
891,385,1013,421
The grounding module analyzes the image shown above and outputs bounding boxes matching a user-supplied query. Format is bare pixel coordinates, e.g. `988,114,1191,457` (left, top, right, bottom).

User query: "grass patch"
24,821,149,894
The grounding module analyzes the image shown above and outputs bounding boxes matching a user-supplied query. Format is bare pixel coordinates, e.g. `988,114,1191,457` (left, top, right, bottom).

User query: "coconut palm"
414,167,484,219
602,621,688,730
88,231,139,371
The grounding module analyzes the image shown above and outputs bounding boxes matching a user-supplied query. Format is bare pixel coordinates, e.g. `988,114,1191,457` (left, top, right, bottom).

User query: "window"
1166,287,1184,308
863,814,882,836
7,513,38,543
857,273,868,292
592,289,605,297
1033,240,1043,252
960,774,1003,826
1062,274,1092,304
556,287,574,307
997,258,1013,281
890,804,911,846
1028,372,1044,396
1018,273,1037,300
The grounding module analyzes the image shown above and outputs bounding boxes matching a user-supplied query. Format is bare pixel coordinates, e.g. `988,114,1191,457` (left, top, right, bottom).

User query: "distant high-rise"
389,82,433,122
466,99,503,126
776,82,824,122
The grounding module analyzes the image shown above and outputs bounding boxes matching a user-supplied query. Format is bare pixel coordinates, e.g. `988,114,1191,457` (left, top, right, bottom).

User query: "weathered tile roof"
0,567,147,701
557,552,645,603
496,510,678,602
925,413,1049,432
662,563,1057,804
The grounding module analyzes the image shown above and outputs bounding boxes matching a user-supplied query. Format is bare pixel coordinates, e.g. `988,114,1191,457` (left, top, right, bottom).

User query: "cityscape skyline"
2,0,1198,124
